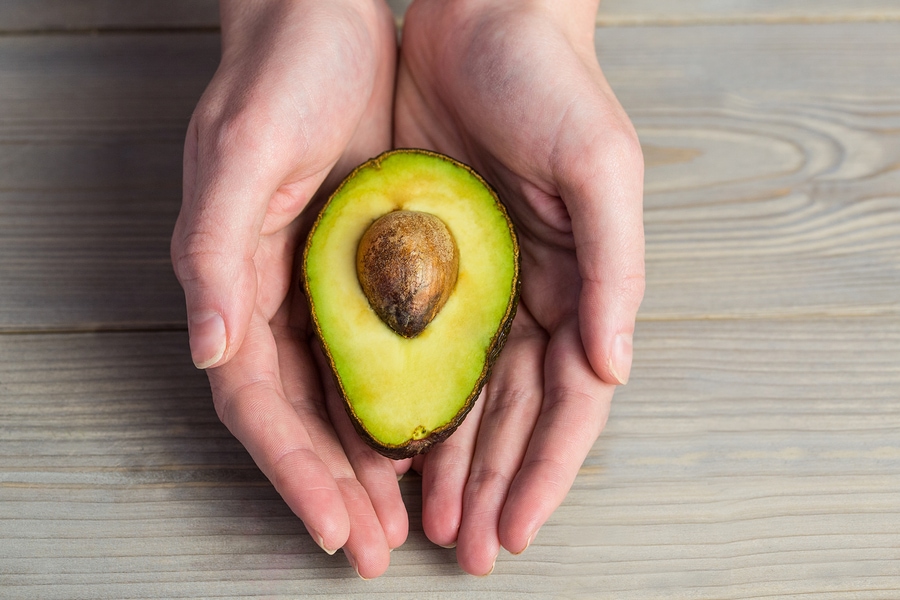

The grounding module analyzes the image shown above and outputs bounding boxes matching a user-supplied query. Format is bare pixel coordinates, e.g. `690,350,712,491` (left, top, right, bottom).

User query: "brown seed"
357,210,459,337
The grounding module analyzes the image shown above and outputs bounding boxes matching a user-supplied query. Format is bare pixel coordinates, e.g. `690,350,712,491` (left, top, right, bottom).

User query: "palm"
172,0,409,579
393,1,644,575
395,7,610,331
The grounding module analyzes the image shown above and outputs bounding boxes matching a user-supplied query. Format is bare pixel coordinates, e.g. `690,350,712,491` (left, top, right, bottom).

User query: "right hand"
394,0,645,575
170,0,409,578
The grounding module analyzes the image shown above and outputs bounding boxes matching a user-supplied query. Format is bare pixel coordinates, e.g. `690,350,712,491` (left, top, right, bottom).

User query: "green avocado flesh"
303,149,519,459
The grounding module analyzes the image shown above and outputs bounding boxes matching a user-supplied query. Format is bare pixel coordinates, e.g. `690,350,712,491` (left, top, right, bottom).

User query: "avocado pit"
356,210,459,337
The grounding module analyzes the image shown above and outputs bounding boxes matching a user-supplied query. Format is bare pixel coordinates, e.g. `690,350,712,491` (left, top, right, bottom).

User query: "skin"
395,0,645,575
171,0,408,579
171,0,644,579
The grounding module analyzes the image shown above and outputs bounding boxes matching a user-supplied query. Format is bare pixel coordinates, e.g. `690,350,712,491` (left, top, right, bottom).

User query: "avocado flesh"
303,150,519,459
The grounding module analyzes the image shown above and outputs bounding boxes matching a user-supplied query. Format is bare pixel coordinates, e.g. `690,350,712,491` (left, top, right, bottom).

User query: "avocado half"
302,149,520,459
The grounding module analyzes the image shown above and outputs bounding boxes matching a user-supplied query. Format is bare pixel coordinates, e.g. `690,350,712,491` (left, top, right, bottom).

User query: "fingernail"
513,530,537,555
609,333,633,385
189,311,226,369
344,549,369,580
438,541,457,549
312,531,337,556
478,558,496,577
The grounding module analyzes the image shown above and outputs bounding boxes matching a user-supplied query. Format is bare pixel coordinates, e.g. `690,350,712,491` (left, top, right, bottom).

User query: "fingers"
172,0,398,371
329,414,410,553
553,105,646,385
317,348,410,551
419,311,608,571
173,106,288,369
454,310,546,576
394,457,414,478
172,73,310,369
274,315,395,578
211,310,395,578
208,311,350,552
419,389,488,549
292,286,409,553
498,315,613,553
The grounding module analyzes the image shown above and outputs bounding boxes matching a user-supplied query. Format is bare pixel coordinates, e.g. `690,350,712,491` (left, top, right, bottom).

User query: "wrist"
407,0,599,48
219,0,394,51
433,0,598,23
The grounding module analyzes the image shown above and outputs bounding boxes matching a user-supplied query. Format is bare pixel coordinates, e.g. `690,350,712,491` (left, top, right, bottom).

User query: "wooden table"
2,2,899,598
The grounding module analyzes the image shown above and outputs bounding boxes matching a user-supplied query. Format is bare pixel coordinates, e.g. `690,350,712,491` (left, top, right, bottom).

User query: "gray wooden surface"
2,2,899,598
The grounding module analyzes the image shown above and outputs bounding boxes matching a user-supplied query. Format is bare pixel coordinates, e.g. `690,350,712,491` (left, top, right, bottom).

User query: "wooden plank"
0,33,217,123
2,0,896,32
0,318,898,598
389,0,413,19
1,24,898,329
0,0,413,31
592,315,900,598
0,0,219,32
0,33,218,331
606,23,900,320
597,0,900,25
0,189,185,331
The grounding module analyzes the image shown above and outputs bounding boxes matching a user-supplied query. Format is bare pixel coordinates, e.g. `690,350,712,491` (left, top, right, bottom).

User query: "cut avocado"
303,149,520,459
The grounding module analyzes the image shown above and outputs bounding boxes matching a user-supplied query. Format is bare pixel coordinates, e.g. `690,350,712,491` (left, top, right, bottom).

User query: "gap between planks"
0,324,187,336
595,13,900,27
0,26,220,37
634,308,900,323
3,13,900,36
0,310,896,337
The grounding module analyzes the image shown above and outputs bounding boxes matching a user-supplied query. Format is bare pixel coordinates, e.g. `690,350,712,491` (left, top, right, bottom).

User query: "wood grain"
3,0,899,33
1,25,899,330
597,0,900,26
1,318,897,598
607,23,900,320
1,3,899,598
0,0,414,32
0,0,219,32
0,33,218,331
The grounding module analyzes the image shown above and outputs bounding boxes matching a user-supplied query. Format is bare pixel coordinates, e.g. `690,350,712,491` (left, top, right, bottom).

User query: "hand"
395,0,645,575
170,0,409,578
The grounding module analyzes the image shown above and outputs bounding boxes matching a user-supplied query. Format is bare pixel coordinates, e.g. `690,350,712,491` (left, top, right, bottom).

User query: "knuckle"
520,454,571,492
171,229,225,286
617,270,647,307
208,109,267,158
195,94,292,167
467,465,512,499
555,114,643,181
211,375,278,435
609,123,644,164
591,125,644,181
270,447,318,492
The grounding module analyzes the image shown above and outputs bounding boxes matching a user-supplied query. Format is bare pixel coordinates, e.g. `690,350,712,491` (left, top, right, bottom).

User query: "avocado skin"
302,149,521,460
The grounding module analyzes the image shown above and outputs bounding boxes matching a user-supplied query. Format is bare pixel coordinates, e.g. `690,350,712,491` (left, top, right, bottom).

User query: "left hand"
394,0,645,575
171,0,408,578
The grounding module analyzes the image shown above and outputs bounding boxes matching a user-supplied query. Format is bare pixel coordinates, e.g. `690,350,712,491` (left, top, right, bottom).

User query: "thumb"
171,117,275,369
558,126,645,385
